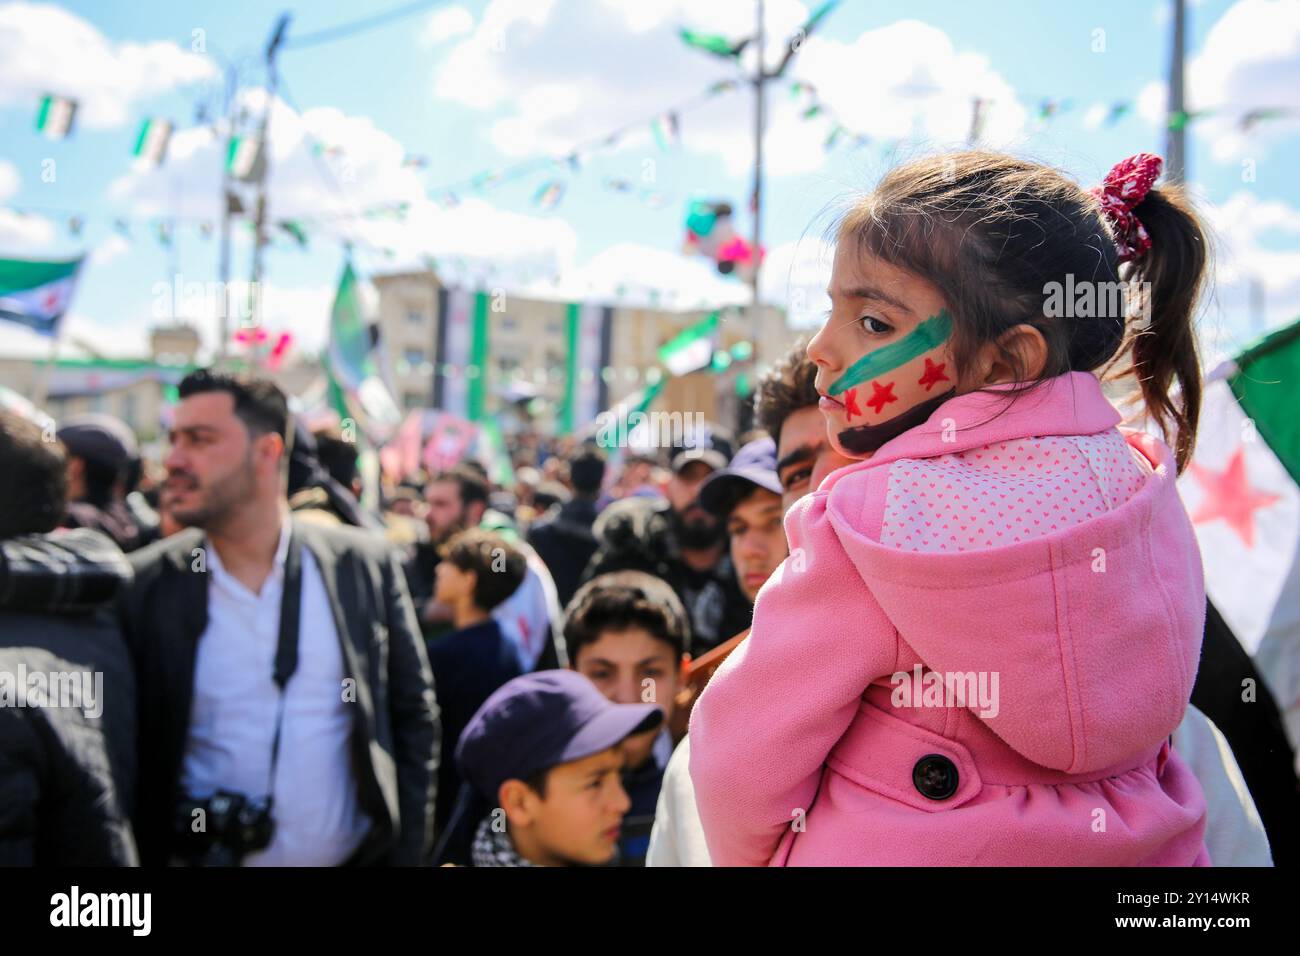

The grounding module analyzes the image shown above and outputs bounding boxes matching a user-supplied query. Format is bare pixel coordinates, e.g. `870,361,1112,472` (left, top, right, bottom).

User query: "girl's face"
808,245,959,459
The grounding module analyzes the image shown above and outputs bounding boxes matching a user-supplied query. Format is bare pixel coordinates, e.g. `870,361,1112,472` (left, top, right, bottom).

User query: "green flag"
679,27,742,58
327,263,400,431
658,312,719,376
1177,317,1300,753
0,256,84,337
35,94,77,139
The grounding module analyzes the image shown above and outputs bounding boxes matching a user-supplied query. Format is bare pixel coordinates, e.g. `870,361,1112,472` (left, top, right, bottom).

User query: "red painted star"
1187,447,1279,549
865,380,897,415
917,357,950,392
842,387,861,421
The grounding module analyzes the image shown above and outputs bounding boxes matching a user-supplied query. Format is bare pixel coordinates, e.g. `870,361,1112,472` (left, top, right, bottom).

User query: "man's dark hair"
178,368,291,444
563,571,690,664
313,428,358,488
753,336,818,446
0,411,67,538
429,464,490,510
568,447,606,497
440,528,526,612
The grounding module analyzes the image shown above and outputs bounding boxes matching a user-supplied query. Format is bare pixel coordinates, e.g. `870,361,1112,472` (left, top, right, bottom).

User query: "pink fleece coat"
689,372,1209,866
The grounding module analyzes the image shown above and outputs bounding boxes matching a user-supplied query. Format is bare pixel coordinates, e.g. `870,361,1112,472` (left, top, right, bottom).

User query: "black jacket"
426,619,521,834
527,498,600,609
0,528,138,865
118,517,439,866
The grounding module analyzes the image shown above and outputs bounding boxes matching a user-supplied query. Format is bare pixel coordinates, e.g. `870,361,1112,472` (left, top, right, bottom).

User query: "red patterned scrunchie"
1090,153,1163,264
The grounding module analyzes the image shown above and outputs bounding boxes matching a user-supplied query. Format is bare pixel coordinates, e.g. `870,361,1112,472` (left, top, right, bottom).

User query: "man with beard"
582,445,751,657
118,369,438,866
416,464,566,672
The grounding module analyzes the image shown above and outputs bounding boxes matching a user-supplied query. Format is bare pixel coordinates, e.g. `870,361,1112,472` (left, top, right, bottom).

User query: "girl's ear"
978,323,1049,386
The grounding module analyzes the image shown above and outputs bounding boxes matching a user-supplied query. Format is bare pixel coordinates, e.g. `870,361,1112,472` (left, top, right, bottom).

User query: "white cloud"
433,1,1028,178
0,207,57,251
1140,0,1300,162
1199,188,1300,362
525,241,751,309
107,89,580,295
0,160,18,201
0,1,217,128
421,4,474,44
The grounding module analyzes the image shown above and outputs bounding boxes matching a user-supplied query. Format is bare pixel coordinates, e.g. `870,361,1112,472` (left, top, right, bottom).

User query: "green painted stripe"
828,309,953,395
1230,314,1300,486
35,95,52,131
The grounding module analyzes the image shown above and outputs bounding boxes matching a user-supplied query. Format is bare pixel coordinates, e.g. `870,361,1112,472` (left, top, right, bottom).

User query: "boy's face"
775,406,856,509
808,246,958,459
434,559,475,606
507,746,631,866
574,627,681,766
726,487,788,602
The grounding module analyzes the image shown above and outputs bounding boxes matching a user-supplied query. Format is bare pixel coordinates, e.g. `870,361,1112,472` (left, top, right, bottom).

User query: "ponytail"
1112,185,1210,473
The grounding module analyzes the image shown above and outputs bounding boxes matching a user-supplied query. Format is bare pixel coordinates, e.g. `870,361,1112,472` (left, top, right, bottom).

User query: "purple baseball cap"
456,670,663,802
699,437,783,516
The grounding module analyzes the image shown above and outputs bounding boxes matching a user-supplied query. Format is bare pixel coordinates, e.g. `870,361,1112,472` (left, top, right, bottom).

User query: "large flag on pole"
559,301,612,433
434,287,491,421
326,262,400,434
1177,317,1300,760
0,256,84,337
658,311,718,376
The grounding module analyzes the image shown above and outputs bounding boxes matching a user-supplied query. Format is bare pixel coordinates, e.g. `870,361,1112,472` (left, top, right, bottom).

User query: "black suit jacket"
118,517,439,866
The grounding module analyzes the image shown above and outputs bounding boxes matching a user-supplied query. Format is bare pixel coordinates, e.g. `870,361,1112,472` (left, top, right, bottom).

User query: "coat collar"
822,372,1122,490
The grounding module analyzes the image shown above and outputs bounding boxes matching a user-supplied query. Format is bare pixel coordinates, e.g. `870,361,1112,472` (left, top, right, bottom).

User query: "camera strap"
266,527,303,797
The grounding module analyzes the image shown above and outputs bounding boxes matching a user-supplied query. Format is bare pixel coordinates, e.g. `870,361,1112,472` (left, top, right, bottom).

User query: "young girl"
689,151,1212,866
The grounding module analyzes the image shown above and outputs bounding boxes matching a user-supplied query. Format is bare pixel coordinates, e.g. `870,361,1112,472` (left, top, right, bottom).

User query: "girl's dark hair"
833,150,1209,471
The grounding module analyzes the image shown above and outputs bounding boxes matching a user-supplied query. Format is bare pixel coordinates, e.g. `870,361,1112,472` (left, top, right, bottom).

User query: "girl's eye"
861,316,893,335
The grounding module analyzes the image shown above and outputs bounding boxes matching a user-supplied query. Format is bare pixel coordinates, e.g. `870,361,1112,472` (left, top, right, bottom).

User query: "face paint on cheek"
829,309,957,456
827,310,953,397
837,388,955,455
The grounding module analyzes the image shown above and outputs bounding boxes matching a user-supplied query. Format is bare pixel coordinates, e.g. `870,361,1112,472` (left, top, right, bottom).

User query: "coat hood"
816,373,1205,774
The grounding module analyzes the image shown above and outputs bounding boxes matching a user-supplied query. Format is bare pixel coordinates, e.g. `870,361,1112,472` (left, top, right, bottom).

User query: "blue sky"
2,0,1298,365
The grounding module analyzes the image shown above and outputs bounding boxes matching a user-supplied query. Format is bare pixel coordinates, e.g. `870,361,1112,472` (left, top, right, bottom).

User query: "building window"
406,310,424,325
404,391,426,410
499,316,518,332
404,348,424,367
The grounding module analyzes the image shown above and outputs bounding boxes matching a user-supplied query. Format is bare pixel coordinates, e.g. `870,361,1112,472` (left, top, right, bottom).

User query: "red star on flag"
1187,447,1279,548
842,387,861,421
866,380,897,415
42,288,60,312
917,357,950,391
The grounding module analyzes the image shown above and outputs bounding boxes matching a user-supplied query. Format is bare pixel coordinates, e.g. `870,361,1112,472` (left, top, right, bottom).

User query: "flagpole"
218,60,236,366
32,325,61,411
249,14,292,333
1166,0,1187,183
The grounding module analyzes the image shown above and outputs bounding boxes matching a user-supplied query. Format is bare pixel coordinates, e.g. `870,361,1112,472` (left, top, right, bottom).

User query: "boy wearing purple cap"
450,670,662,867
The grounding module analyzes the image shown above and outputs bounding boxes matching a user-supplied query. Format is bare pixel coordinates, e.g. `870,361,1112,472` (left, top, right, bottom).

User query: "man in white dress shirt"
120,370,438,866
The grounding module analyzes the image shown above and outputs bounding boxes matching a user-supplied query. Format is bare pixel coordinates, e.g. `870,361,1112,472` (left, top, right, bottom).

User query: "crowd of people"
2,148,1298,868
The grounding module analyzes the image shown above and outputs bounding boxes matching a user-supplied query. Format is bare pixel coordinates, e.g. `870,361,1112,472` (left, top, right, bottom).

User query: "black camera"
172,790,275,866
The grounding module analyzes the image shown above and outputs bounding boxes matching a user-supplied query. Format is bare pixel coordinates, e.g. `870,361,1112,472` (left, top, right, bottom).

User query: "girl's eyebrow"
827,284,914,316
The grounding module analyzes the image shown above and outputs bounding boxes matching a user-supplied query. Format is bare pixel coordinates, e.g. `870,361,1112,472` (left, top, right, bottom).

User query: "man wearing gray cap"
57,413,145,553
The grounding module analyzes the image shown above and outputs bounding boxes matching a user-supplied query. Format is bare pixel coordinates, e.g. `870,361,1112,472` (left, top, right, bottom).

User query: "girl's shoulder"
828,427,1153,552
